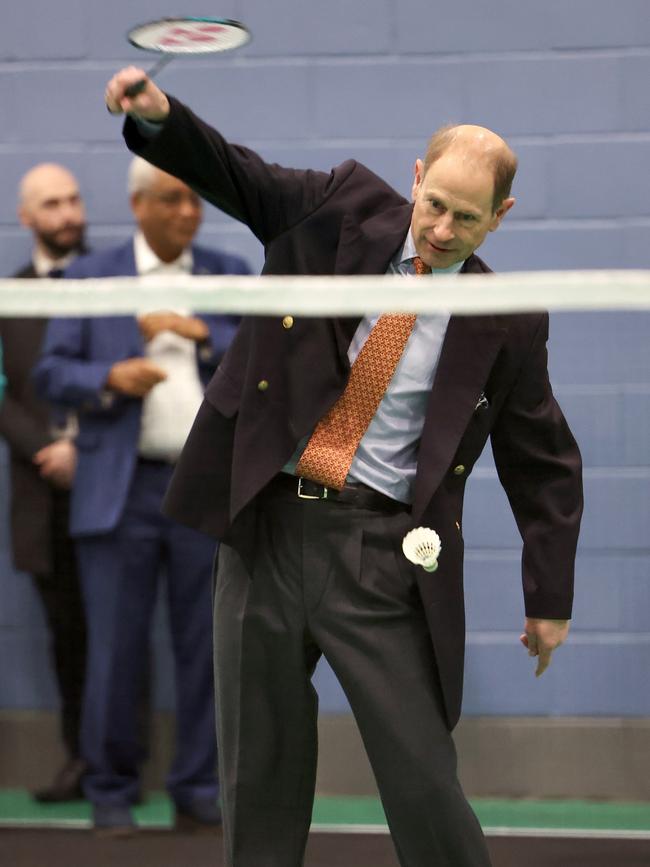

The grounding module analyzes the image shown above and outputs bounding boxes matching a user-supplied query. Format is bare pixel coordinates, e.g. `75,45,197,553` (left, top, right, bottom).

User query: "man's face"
131,171,202,262
20,171,86,258
410,152,514,269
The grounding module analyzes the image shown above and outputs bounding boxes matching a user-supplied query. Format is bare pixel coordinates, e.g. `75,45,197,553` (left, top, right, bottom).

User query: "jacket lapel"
116,240,144,349
191,245,211,276
329,209,505,515
115,240,138,276
334,203,413,276
332,203,414,361
412,313,505,519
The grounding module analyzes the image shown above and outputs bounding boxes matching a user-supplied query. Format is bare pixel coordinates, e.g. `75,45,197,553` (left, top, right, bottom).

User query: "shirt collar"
32,248,78,278
133,230,193,276
397,230,464,276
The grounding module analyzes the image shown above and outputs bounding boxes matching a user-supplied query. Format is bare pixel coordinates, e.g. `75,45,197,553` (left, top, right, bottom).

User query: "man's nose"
61,202,82,222
179,200,201,219
434,214,455,242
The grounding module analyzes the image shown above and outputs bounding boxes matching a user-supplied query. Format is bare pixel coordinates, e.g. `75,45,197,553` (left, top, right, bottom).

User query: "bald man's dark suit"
125,98,583,867
0,264,86,791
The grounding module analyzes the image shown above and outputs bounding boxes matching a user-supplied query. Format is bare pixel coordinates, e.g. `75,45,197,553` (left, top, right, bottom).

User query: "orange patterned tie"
295,256,431,489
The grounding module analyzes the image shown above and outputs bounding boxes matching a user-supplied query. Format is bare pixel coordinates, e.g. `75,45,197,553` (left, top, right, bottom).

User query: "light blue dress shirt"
287,231,463,503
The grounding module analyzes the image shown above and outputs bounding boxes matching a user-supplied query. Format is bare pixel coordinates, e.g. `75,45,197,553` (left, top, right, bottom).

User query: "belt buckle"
297,477,328,500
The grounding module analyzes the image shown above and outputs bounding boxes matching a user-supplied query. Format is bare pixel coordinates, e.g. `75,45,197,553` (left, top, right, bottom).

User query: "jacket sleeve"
32,317,117,412
0,394,53,458
0,319,56,457
490,314,583,620
124,96,350,246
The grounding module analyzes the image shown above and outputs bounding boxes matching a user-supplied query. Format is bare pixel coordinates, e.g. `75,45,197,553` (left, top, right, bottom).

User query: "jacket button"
453,464,465,475
257,380,269,392
282,316,294,329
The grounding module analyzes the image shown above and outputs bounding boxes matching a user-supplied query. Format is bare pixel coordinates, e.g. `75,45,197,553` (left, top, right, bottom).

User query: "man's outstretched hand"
105,67,170,121
520,618,570,677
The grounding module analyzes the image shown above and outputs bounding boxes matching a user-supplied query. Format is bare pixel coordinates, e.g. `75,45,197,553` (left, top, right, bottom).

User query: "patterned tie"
295,256,431,489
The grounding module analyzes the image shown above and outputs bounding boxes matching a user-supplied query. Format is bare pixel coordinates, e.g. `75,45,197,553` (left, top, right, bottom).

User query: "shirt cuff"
134,117,165,138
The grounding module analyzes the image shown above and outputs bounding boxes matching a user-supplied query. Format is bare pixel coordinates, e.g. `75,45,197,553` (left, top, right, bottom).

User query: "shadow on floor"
1,828,650,867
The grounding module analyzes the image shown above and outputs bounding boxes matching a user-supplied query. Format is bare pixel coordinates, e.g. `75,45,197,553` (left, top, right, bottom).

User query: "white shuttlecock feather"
402,527,442,572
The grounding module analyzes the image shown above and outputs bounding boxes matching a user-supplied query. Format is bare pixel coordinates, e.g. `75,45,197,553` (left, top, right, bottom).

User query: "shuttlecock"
402,527,441,572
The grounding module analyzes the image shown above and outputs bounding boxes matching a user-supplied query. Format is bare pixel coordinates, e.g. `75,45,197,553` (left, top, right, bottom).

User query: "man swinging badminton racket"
106,67,583,867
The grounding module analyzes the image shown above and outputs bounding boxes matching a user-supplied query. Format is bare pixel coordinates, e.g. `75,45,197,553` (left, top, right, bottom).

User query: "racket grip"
124,78,148,99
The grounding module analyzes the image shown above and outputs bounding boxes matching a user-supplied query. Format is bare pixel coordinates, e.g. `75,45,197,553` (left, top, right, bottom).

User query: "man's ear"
489,196,515,232
411,159,424,201
18,205,32,229
129,191,143,218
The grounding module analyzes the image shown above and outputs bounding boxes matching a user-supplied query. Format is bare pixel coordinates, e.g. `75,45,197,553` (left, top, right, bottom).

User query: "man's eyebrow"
40,192,80,206
426,192,482,219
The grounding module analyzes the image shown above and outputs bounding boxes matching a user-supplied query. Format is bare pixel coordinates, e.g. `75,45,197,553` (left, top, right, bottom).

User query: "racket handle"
124,55,174,98
106,75,153,114
124,78,148,98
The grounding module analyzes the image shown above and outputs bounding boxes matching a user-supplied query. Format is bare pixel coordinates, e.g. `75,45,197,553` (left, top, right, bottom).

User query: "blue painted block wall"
0,1,648,718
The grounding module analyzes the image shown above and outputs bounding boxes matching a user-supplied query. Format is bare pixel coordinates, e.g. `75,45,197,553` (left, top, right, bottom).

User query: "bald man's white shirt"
32,248,78,278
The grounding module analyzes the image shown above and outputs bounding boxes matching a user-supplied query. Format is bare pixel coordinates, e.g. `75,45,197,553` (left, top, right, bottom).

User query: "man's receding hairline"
422,124,518,211
19,163,80,208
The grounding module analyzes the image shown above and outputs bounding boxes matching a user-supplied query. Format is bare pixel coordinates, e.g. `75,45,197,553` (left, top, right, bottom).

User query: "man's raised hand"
105,67,170,121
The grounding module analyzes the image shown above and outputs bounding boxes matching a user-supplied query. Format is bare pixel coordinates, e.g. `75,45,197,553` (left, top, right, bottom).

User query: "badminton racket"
123,16,251,98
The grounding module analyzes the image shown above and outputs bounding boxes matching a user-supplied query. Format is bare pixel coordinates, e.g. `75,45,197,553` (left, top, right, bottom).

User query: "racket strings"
129,19,250,55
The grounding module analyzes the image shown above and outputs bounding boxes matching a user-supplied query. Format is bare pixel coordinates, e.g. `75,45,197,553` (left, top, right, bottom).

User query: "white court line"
0,270,649,317
310,823,650,840
0,818,90,829
1,817,648,840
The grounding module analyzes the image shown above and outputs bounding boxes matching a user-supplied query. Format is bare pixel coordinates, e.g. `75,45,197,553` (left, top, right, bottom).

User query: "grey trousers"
213,485,492,867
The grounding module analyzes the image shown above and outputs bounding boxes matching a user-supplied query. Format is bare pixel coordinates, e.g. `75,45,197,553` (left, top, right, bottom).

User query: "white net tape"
0,270,648,317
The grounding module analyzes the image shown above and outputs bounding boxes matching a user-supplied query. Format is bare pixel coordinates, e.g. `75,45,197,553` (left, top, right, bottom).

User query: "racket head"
127,16,251,55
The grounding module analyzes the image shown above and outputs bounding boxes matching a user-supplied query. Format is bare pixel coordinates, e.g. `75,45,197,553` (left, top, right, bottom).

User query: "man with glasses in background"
34,157,250,835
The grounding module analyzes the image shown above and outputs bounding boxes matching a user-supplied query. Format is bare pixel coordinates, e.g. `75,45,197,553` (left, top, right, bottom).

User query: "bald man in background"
0,164,87,801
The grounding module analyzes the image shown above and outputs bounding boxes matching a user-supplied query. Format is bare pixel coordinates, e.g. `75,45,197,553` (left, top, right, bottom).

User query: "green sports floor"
1,789,649,837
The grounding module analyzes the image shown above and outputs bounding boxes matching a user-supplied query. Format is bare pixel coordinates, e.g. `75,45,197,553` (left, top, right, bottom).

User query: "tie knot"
412,256,431,276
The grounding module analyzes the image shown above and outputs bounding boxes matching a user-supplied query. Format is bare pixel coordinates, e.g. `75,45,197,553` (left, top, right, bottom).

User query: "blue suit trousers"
76,461,218,808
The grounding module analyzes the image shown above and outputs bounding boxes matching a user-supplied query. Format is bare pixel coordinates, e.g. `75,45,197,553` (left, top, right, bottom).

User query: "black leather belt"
267,473,409,513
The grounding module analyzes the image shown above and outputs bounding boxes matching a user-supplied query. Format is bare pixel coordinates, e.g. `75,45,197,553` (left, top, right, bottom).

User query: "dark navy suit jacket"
33,239,249,538
123,99,583,730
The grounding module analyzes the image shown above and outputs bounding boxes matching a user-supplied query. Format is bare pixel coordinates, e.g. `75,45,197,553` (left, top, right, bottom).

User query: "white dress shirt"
32,248,78,277
134,232,206,461
285,231,463,503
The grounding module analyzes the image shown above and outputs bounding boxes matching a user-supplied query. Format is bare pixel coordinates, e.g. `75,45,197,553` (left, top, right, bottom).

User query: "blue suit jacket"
33,239,250,537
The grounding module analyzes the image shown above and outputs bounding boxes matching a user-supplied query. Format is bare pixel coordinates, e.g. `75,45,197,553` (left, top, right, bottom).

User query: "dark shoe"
32,758,86,803
175,798,222,833
93,803,137,838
